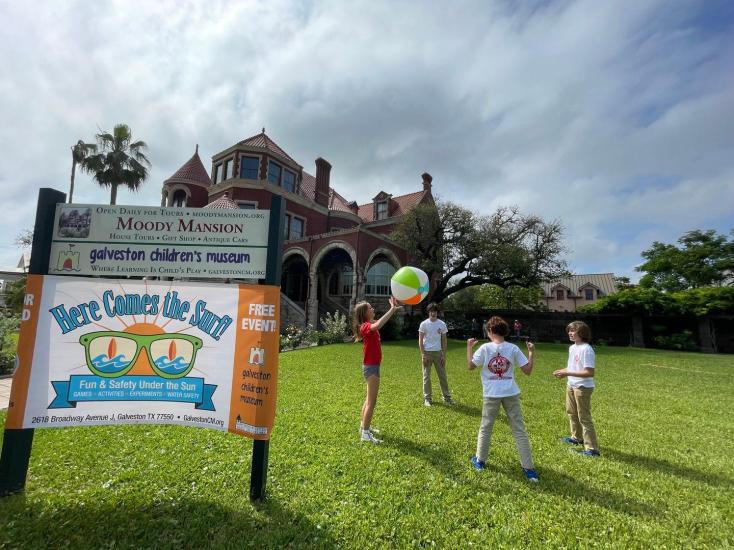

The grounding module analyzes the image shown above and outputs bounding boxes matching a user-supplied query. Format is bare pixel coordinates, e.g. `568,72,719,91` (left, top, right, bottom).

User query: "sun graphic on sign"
64,283,204,380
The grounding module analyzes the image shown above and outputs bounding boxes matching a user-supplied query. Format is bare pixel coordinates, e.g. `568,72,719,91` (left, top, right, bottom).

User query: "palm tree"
69,140,96,203
81,124,151,205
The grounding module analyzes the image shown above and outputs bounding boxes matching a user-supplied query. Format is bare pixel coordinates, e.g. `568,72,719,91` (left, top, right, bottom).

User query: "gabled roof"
357,189,430,222
164,146,212,188
204,193,239,209
236,129,301,168
543,274,617,297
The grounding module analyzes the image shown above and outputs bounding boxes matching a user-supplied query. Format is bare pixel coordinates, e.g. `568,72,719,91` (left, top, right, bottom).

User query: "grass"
1,341,733,549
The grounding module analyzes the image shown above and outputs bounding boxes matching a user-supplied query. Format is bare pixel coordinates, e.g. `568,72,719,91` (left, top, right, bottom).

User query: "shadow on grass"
445,402,482,418
0,495,334,549
490,461,659,518
385,434,460,476
603,448,734,489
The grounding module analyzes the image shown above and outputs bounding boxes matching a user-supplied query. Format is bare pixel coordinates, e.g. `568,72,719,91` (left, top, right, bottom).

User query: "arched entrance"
281,253,309,306
308,241,357,325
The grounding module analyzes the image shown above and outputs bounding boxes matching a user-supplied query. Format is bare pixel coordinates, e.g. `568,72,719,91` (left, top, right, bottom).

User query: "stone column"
161,188,168,207
307,267,319,327
631,316,645,347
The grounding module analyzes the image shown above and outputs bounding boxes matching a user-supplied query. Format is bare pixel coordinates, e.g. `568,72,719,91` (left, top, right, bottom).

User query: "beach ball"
390,266,429,305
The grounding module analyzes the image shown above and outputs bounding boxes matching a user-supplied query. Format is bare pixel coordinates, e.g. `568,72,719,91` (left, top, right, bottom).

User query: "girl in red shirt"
353,296,401,444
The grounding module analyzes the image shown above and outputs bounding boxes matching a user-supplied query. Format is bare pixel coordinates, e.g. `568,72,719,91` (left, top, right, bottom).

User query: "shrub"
654,330,698,351
318,311,349,345
0,315,20,375
280,324,317,351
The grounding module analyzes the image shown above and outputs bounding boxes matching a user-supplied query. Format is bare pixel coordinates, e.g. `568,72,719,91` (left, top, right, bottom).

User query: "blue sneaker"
577,449,601,457
560,437,583,445
470,456,486,470
522,468,540,483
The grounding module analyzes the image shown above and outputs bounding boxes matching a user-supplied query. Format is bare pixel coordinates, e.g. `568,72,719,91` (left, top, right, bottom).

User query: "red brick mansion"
160,130,435,327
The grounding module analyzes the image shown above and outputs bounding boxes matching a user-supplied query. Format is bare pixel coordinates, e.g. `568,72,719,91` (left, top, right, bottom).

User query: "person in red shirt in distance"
353,296,401,444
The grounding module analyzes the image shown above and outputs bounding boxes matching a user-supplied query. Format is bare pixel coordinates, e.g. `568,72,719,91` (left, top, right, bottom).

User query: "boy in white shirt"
418,303,454,406
467,316,538,482
553,321,600,456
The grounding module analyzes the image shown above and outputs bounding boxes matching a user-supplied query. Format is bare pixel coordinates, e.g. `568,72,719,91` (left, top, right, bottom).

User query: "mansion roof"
542,273,617,297
164,146,212,188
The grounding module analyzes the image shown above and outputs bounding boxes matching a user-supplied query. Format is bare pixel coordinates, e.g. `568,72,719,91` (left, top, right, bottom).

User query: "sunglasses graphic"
79,331,203,379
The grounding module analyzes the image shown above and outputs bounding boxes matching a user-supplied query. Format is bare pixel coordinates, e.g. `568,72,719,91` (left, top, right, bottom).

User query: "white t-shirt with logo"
472,341,528,398
567,343,595,388
418,319,448,352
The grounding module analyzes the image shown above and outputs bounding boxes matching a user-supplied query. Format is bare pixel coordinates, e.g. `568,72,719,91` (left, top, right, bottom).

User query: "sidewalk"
0,377,12,410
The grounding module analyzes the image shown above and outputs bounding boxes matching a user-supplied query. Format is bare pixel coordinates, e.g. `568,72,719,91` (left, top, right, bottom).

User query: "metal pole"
0,188,65,496
250,195,285,501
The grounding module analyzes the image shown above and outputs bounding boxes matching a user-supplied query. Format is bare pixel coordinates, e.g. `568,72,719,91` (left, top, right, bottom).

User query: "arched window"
365,261,395,295
172,189,187,207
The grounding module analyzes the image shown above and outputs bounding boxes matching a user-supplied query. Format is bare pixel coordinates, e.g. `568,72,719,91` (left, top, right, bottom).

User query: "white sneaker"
358,426,381,435
424,399,432,407
361,430,382,444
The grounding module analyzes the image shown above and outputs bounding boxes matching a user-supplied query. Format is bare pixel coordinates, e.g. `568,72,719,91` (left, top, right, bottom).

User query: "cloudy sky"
1,0,732,278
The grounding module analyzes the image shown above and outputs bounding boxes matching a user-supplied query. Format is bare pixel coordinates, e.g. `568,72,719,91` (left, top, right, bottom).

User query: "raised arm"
370,296,401,331
466,338,479,370
519,341,534,375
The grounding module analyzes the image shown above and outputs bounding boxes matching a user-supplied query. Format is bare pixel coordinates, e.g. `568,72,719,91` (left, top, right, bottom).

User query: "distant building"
541,273,617,312
160,130,436,327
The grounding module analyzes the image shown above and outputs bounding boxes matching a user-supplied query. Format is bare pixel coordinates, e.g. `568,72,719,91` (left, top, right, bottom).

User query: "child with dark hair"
419,302,454,407
553,321,600,456
467,316,539,482
353,297,401,444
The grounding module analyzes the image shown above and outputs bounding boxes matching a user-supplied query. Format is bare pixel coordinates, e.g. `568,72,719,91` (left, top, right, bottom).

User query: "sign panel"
6,276,280,440
48,204,270,279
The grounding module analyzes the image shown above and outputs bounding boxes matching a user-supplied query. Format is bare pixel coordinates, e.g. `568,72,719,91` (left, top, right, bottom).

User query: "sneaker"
577,449,601,457
424,399,432,407
360,430,382,444
359,426,381,435
560,437,583,445
470,456,486,470
522,468,540,483
443,397,456,406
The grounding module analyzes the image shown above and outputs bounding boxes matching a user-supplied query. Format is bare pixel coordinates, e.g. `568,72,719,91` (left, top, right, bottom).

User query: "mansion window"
328,265,354,296
240,156,259,179
376,201,388,220
585,289,595,300
282,169,296,193
213,164,221,184
283,213,305,240
556,289,564,301
172,189,187,207
224,159,233,180
238,202,256,209
365,261,396,295
267,161,282,185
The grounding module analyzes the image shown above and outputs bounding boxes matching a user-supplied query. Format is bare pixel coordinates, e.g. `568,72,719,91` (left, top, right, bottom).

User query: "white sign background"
48,204,270,279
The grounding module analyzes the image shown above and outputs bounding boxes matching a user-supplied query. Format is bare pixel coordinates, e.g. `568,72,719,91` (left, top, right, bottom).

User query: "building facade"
541,273,617,312
160,130,435,327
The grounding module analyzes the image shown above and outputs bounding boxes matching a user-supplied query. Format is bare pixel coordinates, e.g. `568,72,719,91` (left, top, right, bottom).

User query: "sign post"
0,188,64,495
250,195,284,501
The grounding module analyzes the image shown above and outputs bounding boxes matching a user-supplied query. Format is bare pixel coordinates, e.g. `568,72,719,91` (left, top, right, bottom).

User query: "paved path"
0,377,12,410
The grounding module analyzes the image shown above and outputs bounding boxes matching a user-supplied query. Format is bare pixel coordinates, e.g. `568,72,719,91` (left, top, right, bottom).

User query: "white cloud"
0,0,731,279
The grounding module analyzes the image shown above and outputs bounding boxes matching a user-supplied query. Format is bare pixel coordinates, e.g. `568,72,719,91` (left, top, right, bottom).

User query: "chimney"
421,172,433,192
348,201,359,215
315,157,331,207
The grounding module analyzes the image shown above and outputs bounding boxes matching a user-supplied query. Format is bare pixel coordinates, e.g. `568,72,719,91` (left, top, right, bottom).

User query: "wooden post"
250,195,285,501
0,188,65,496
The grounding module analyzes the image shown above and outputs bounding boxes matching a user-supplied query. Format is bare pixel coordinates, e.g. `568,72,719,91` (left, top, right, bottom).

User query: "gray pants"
422,351,451,401
476,394,534,469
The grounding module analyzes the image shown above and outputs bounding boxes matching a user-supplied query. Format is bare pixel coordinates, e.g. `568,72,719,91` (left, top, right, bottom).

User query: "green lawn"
1,341,732,549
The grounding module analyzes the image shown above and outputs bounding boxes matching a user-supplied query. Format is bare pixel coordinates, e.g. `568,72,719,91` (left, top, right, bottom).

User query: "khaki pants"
422,351,451,401
476,394,534,469
566,386,599,451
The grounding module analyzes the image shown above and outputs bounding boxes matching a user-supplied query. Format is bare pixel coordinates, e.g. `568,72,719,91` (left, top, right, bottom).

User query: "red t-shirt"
360,322,382,366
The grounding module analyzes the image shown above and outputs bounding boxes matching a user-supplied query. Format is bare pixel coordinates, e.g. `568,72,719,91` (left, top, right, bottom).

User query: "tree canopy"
637,229,734,291
391,202,567,304
82,124,151,205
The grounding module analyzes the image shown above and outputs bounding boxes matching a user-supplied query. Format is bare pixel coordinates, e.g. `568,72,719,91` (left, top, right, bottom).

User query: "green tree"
637,229,734,291
82,124,151,205
392,202,567,304
69,139,97,203
580,287,681,315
